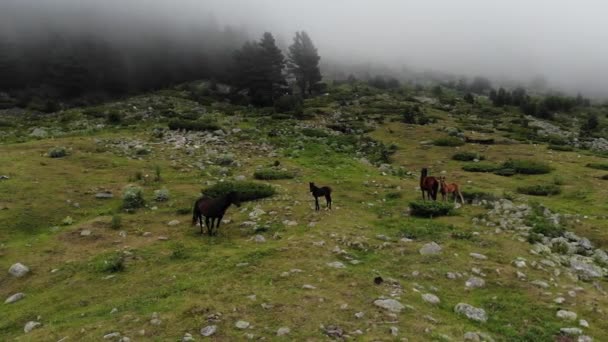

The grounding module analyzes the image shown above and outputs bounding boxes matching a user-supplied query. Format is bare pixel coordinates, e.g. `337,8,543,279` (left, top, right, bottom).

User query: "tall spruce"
287,31,322,97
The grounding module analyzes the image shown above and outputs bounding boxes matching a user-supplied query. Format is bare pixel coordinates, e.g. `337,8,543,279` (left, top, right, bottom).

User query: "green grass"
202,181,275,201
502,159,552,174
586,162,608,170
517,184,561,196
253,168,295,180
433,136,465,146
452,151,485,161
462,162,499,172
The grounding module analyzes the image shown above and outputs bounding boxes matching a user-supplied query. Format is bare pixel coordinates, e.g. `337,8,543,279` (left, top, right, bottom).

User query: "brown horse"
192,191,241,235
420,168,439,201
439,176,465,204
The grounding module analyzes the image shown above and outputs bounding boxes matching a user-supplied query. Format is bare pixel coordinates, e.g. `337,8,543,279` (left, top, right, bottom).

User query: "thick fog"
2,0,608,97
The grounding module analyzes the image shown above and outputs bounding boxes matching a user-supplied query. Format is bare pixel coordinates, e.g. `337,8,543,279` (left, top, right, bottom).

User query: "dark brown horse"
439,176,465,204
310,182,332,211
420,168,439,201
192,191,241,235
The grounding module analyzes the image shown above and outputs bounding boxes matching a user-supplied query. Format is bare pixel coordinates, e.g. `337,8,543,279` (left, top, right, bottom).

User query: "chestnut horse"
439,176,465,204
420,168,439,201
192,191,241,235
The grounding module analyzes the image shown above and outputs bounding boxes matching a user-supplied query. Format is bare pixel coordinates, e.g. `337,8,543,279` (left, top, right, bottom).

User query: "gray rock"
579,319,589,328
302,284,316,290
570,258,604,280
470,253,488,260
419,242,442,255
24,321,42,333
389,326,399,336
95,191,114,199
167,220,180,226
556,310,577,321
454,303,488,323
182,333,194,341
327,261,346,269
276,327,290,336
531,280,550,289
103,332,121,339
560,327,582,336
150,312,162,325
5,292,25,304
593,249,608,266
235,320,250,329
421,293,440,305
373,298,405,313
465,277,486,289
9,263,30,277
29,128,48,138
200,325,217,337
80,229,92,237
253,235,266,243
578,336,593,342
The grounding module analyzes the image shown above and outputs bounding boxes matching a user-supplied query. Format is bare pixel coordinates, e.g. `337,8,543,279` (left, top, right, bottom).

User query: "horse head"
421,168,428,177
309,182,315,192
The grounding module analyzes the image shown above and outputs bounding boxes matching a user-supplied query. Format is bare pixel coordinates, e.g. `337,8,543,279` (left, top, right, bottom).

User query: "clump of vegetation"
462,162,499,173
601,174,608,180
110,215,122,230
526,205,565,239
517,184,561,196
452,152,485,161
154,165,162,182
97,253,125,273
551,241,570,255
385,191,402,200
202,181,275,202
586,163,608,171
48,147,68,158
106,110,122,125
548,144,574,152
274,95,302,113
493,168,516,177
168,119,221,132
301,128,329,138
460,190,499,203
409,200,454,218
153,188,170,202
122,185,145,209
400,221,453,240
253,168,294,180
432,137,465,147
170,242,189,260
502,159,552,174
451,231,475,240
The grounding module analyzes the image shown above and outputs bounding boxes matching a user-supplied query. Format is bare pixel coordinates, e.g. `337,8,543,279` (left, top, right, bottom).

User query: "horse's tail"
192,198,201,225
432,180,439,200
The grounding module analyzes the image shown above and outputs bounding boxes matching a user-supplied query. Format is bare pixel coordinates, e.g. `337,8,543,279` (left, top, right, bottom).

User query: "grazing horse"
420,168,439,201
309,182,332,211
439,176,465,204
192,191,241,235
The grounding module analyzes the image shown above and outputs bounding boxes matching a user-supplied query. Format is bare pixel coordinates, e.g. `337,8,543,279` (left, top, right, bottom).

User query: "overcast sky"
3,0,608,95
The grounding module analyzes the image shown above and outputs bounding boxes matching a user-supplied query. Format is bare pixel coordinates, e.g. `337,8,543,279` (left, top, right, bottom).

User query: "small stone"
302,284,316,290
389,326,399,336
253,235,266,243
167,220,180,226
373,298,405,313
200,325,217,337
464,332,481,341
24,321,42,333
277,327,290,336
421,293,440,305
110,308,118,314
182,332,194,341
560,327,582,336
554,297,566,304
355,312,365,319
470,253,488,260
579,319,589,328
531,280,549,289
103,332,121,339
80,229,92,236
5,292,25,304
327,261,345,269
95,191,114,199
235,320,250,329
556,310,577,321
9,263,30,277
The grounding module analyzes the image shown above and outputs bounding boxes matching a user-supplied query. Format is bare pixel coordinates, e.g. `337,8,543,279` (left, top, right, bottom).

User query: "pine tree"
258,32,287,100
0,38,21,91
287,31,322,97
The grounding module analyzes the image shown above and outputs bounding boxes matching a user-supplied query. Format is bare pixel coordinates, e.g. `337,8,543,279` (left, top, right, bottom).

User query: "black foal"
309,182,332,211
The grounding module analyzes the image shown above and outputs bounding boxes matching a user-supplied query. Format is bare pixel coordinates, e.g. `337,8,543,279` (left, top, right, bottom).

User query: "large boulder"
9,263,30,277
454,303,488,323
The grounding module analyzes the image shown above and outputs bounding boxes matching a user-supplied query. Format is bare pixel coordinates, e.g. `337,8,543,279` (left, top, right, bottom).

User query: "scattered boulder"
276,327,290,336
421,293,440,305
9,263,30,277
235,320,250,329
454,303,488,323
570,257,604,280
95,191,114,199
327,261,345,269
373,298,405,313
465,277,486,289
5,292,25,304
200,325,217,337
24,321,42,333
556,310,577,321
167,220,180,227
470,253,488,260
419,242,442,255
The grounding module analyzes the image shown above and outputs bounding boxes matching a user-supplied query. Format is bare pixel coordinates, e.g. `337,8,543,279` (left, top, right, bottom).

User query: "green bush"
452,152,485,161
153,188,170,202
106,110,122,125
462,162,499,173
517,184,561,196
202,181,275,202
48,147,68,158
110,215,122,230
96,253,125,273
502,159,551,174
253,169,294,180
586,163,608,171
168,119,221,132
170,242,189,260
409,200,454,218
433,137,465,147
548,144,574,152
460,190,498,203
493,168,516,177
122,185,145,209
551,241,570,255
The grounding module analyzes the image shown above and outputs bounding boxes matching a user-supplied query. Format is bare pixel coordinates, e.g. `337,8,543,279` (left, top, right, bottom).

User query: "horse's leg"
458,190,465,205
205,217,210,235
315,196,319,211
326,194,332,209
421,189,425,201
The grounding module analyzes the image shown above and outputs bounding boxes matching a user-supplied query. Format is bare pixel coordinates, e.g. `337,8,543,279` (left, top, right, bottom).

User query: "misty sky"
3,0,608,95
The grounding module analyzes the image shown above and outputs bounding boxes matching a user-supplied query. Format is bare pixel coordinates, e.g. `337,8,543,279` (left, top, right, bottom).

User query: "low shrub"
110,215,122,230
106,110,122,125
517,184,561,196
97,253,125,273
548,144,574,152
493,168,516,177
202,181,275,202
460,190,499,203
170,242,189,260
452,152,485,161
153,188,170,202
385,191,402,200
433,137,465,147
168,119,221,132
462,162,499,173
274,95,302,113
551,241,570,255
586,163,608,171
48,147,68,158
301,128,329,138
409,200,454,218
122,185,145,209
526,205,565,238
253,169,294,180
502,159,552,174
